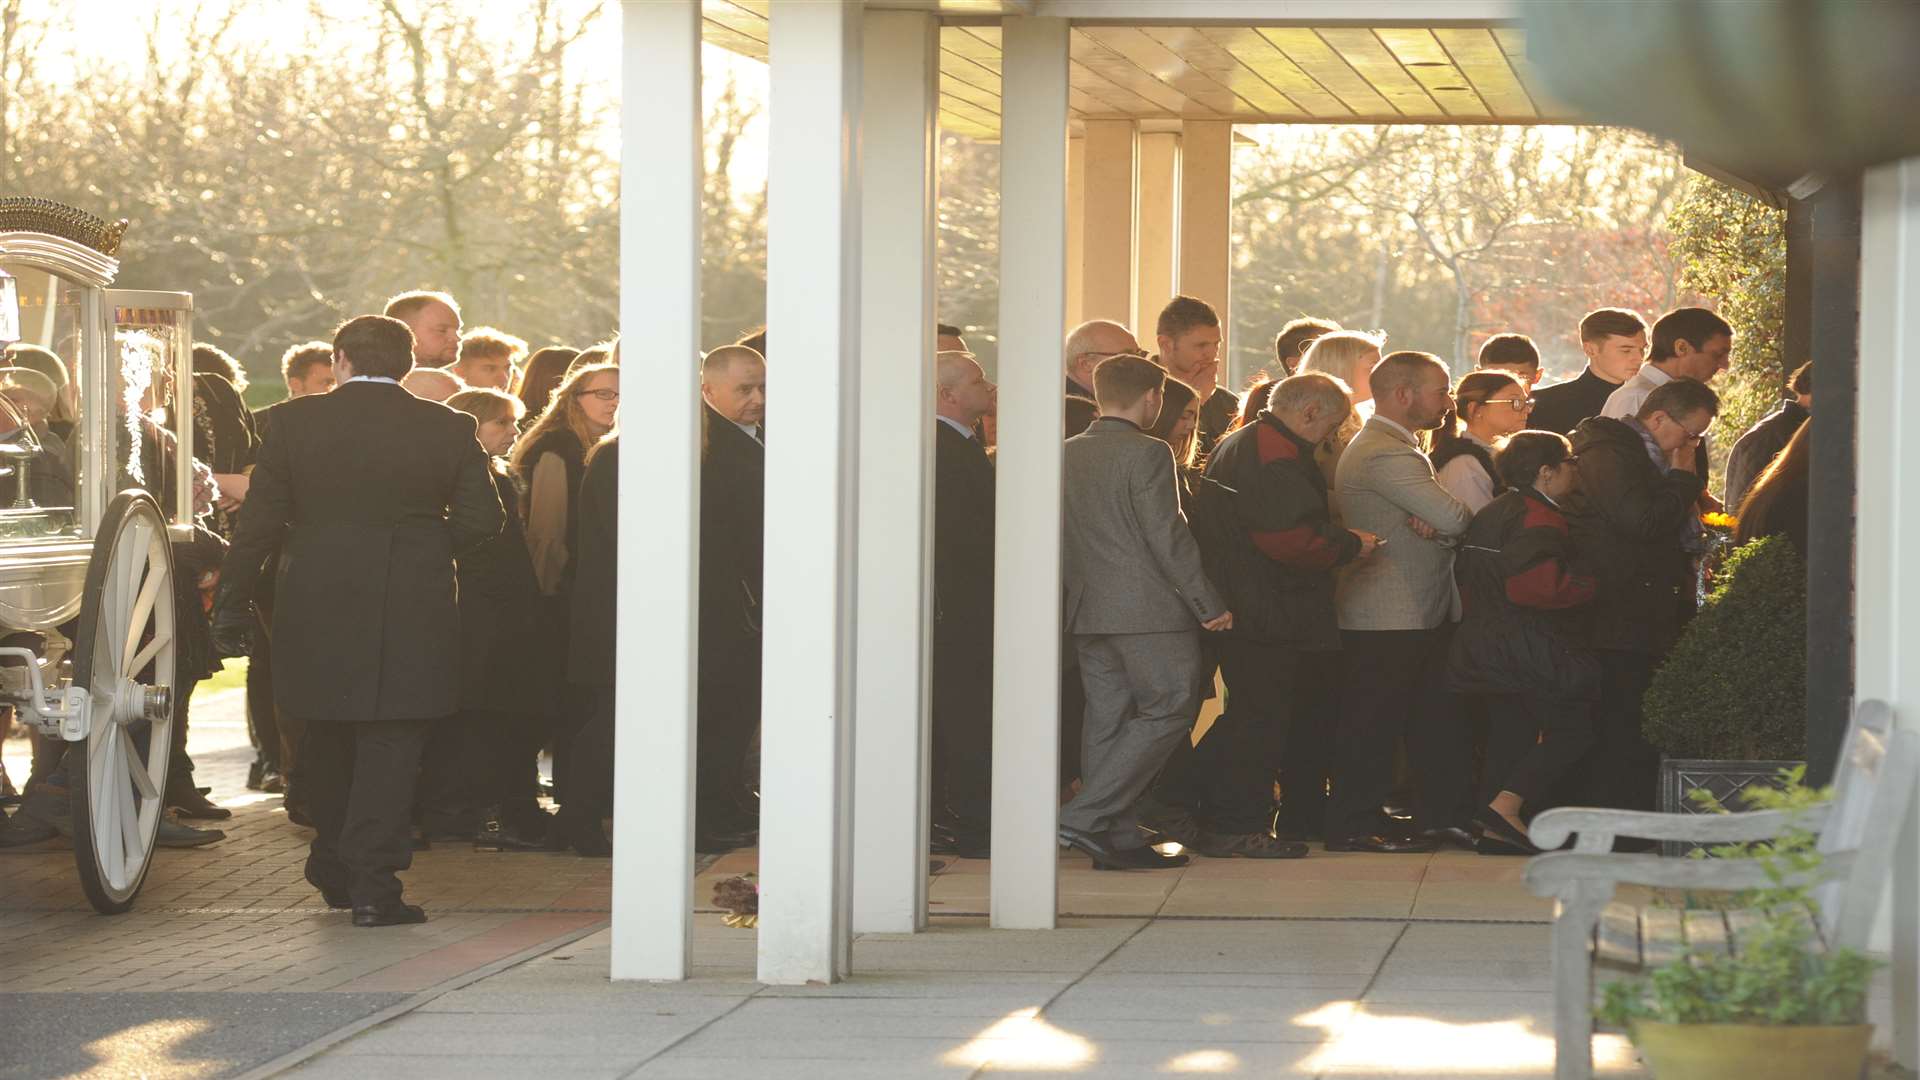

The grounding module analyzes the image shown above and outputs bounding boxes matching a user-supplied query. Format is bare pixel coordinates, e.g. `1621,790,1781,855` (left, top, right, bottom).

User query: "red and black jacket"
1447,488,1601,701
1196,412,1360,649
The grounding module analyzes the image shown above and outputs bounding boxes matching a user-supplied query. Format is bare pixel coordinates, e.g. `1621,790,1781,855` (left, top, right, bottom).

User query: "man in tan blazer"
1328,351,1475,853
1059,355,1231,871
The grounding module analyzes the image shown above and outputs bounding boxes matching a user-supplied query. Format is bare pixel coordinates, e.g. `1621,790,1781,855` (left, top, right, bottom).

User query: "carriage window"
0,263,83,540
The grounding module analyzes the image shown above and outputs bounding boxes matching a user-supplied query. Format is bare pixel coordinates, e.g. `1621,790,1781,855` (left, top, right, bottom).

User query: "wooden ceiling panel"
942,26,1004,75
701,0,768,47
1069,60,1180,117
1198,27,1353,118
1371,28,1492,118
1432,28,1536,118
1253,28,1395,116
1312,28,1445,118
939,108,997,140
1069,32,1199,115
1076,26,1254,116
1142,27,1309,118
939,71,1001,117
939,96,1002,135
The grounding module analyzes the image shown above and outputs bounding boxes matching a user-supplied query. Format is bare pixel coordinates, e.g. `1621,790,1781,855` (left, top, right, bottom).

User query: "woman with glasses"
1431,370,1533,514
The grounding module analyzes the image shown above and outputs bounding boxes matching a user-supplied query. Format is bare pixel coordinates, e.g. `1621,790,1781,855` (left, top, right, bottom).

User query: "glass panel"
110,305,189,523
0,262,84,540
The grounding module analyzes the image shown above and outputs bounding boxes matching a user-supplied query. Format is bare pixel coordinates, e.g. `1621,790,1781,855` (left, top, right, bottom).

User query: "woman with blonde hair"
1299,329,1385,484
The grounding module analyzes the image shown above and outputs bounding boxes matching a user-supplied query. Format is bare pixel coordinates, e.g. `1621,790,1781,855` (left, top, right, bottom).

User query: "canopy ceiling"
700,1,1575,139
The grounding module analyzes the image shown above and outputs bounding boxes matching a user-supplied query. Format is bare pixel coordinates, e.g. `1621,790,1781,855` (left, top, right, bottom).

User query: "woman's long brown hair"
510,362,618,478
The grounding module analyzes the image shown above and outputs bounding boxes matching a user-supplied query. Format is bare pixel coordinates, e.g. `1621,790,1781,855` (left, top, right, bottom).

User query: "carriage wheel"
70,492,177,914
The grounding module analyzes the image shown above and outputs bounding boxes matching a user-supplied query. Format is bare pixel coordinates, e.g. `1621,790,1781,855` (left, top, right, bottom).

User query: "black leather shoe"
1096,844,1190,871
166,786,233,821
1324,833,1437,854
1471,808,1542,856
1421,824,1479,850
353,903,427,927
1193,831,1309,860
555,806,614,857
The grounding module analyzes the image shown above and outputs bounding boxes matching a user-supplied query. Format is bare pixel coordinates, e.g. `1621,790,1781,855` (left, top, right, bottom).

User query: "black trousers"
1274,650,1340,838
1327,627,1472,841
1174,637,1293,835
303,717,432,907
696,632,761,829
1483,694,1595,808
1575,650,1660,813
931,618,993,831
418,709,528,828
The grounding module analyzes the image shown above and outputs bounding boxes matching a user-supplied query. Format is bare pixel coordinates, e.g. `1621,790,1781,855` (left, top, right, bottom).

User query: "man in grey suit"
1328,351,1476,853
1059,354,1232,870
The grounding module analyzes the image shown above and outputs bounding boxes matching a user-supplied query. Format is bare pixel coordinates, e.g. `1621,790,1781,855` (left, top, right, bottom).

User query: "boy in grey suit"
1059,355,1232,870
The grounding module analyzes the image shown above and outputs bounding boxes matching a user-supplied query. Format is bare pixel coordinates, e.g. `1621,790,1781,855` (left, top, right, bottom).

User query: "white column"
1066,136,1086,329
1178,120,1233,330
759,0,862,985
1080,118,1137,329
611,0,700,982
1858,156,1920,1069
852,7,937,936
1135,130,1180,331
990,13,1069,931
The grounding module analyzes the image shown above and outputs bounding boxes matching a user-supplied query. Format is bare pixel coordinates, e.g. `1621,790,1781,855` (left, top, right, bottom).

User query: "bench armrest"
1524,850,1851,897
1530,804,1830,852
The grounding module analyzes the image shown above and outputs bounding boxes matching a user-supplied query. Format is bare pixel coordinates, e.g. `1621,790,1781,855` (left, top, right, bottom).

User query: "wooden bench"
1524,700,1919,1080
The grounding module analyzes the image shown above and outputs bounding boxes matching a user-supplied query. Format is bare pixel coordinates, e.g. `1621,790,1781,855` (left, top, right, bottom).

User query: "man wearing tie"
930,350,997,857
213,315,503,925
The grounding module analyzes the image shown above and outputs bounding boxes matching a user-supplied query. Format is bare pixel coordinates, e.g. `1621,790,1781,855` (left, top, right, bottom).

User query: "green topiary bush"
1643,535,1807,760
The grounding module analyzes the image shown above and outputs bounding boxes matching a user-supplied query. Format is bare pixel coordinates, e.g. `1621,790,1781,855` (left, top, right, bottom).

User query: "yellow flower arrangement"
1702,511,1739,530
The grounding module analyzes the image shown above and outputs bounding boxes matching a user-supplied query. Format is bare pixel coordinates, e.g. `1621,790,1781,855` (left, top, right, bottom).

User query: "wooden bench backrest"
1815,699,1920,949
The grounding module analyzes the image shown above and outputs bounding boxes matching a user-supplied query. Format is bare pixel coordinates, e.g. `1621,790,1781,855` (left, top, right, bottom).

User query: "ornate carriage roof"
0,197,128,258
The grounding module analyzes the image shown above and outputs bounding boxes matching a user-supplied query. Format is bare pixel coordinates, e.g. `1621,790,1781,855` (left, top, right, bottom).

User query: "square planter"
1656,757,1804,857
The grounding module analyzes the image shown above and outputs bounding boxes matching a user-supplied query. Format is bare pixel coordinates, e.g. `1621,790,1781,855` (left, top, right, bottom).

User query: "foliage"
1643,535,1807,760
1597,768,1877,1030
1666,175,1789,484
1229,125,1697,387
936,132,1001,375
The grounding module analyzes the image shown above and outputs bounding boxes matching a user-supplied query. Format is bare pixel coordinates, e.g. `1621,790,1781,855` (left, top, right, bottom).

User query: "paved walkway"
1,685,1901,1078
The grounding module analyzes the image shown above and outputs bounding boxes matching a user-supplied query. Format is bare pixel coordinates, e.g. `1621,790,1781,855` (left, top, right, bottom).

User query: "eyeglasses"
1484,397,1536,412
576,389,620,403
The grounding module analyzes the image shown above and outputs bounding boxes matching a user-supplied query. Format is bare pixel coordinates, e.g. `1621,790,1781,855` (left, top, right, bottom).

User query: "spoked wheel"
70,492,177,914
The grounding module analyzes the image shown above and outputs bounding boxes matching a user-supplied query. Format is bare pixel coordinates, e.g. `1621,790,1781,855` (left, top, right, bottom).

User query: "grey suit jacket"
1333,416,1473,631
1063,417,1226,635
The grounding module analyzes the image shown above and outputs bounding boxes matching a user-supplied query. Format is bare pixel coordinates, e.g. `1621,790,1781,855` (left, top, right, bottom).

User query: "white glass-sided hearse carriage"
0,197,195,913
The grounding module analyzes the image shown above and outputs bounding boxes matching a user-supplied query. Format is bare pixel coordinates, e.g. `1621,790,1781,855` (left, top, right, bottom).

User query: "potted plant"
1596,772,1878,1079
1643,534,1807,851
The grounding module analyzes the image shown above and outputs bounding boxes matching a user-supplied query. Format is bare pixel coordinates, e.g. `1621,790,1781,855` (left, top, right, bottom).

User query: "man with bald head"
694,344,767,851
399,367,464,402
1063,320,1141,438
383,291,463,368
929,351,997,856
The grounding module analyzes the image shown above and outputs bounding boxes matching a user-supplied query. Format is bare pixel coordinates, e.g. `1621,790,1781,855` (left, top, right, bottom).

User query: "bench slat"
1640,907,1686,968
1594,903,1641,969
1683,910,1730,961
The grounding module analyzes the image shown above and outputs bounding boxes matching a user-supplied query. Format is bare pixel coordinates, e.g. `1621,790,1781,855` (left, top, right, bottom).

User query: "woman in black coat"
555,433,617,856
1449,431,1599,855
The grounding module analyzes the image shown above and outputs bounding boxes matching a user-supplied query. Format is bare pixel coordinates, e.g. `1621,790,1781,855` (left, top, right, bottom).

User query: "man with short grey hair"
930,351,996,856
1161,372,1377,857
1329,351,1475,853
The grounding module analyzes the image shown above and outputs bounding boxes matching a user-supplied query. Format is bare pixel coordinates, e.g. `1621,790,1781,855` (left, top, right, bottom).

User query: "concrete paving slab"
1159,879,1418,918
289,1052,641,1079
1099,920,1400,974
628,1056,975,1079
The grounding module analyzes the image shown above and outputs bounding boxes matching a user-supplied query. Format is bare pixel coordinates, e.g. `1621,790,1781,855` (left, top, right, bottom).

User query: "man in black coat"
213,315,504,926
1565,378,1718,819
931,351,997,856
696,345,766,852
556,435,617,856
1724,361,1811,513
1529,308,1648,437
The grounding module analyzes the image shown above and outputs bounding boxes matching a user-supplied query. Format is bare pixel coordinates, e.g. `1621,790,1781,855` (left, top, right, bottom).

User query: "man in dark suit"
696,344,766,852
1529,308,1648,437
213,315,503,926
931,351,997,857
1155,296,1239,458
1063,319,1138,439
1059,354,1232,870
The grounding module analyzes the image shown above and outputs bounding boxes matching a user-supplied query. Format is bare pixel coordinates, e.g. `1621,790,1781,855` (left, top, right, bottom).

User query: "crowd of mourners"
931,297,1811,867
0,283,1817,914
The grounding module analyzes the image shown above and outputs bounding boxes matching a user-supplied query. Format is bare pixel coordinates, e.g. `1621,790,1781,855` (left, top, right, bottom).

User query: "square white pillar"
852,7,937,936
759,0,863,985
1080,118,1138,330
1135,130,1180,332
1857,156,1920,1068
1178,120,1233,335
610,0,700,982
990,14,1069,931
1066,136,1087,329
